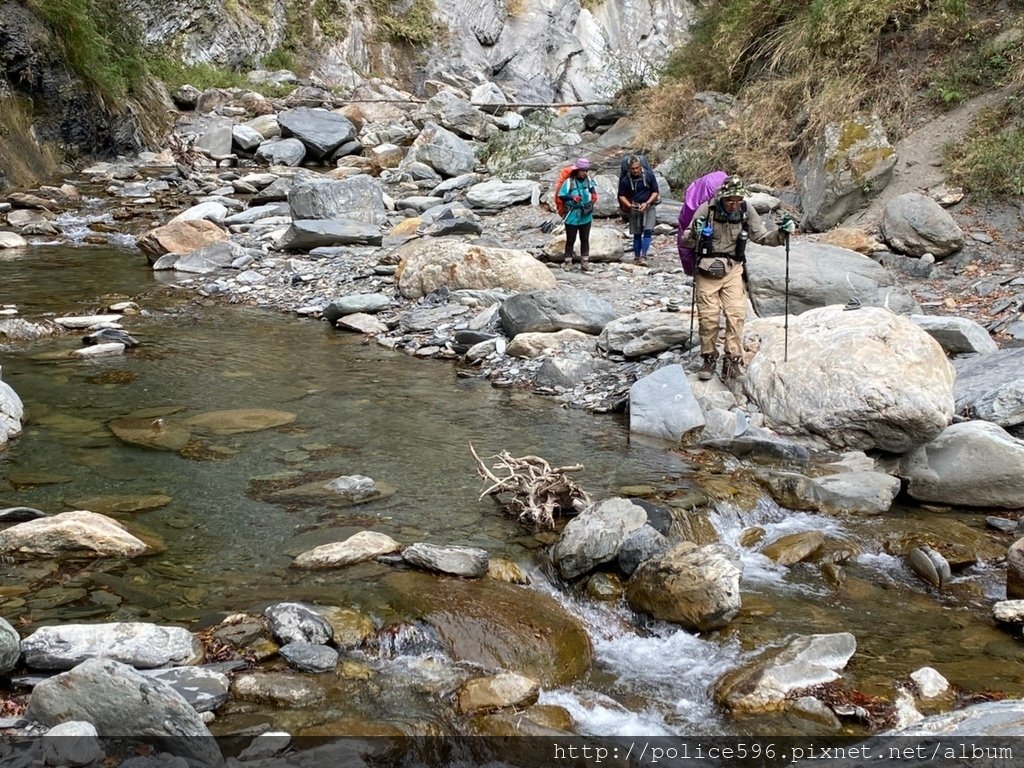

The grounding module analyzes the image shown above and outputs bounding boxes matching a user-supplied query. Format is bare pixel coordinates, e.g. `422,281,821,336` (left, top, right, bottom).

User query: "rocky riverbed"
2,76,1024,761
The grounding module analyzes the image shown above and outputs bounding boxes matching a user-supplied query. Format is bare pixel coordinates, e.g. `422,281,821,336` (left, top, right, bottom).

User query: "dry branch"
470,443,590,529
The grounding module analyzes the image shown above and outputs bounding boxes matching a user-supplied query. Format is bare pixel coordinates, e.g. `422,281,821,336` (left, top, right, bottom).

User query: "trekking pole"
783,232,791,362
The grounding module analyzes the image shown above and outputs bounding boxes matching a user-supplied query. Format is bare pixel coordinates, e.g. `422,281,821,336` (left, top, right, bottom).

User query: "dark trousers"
564,222,591,261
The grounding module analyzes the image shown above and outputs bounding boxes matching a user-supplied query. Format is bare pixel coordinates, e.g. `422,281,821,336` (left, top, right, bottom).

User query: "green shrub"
478,112,556,177
27,0,145,100
368,0,441,45
146,59,251,91
313,0,349,39
652,0,1024,188
261,48,298,72
0,97,63,189
945,99,1024,196
926,30,1023,108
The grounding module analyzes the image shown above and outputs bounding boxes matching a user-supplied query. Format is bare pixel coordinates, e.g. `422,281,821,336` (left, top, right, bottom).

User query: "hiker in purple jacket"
676,171,728,276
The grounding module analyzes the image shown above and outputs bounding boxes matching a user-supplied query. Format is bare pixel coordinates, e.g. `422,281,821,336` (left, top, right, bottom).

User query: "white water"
54,203,136,248
533,496,867,735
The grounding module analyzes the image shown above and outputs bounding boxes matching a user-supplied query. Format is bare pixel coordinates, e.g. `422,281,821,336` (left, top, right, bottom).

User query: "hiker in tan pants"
681,175,795,382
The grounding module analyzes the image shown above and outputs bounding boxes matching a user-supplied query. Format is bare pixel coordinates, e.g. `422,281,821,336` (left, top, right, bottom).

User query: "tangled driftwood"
470,444,591,529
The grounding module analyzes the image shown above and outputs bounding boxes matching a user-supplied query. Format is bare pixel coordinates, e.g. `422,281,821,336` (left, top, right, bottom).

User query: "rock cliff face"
0,0,694,187
0,0,165,189
125,0,695,101
121,0,288,69
0,0,149,189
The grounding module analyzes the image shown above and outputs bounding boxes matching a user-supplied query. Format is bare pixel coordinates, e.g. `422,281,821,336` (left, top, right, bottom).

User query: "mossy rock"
380,571,592,687
109,417,191,451
880,516,1005,564
64,493,172,514
183,408,297,435
470,704,575,735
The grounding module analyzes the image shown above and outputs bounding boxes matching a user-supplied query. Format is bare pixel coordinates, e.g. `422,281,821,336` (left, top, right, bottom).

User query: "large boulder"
0,617,19,675
898,421,1024,508
394,239,556,299
551,498,648,580
404,121,475,178
597,309,698,358
954,348,1024,427
880,192,964,258
28,658,219,764
800,114,896,232
277,220,383,251
506,329,594,358
863,699,1024,737
277,107,357,160
255,137,306,166
910,314,998,356
1008,538,1024,600
427,90,498,142
21,622,203,670
629,364,705,442
499,288,617,337
0,231,28,249
744,307,954,452
625,542,742,632
171,240,244,274
713,633,857,714
465,179,539,208
293,530,401,569
0,378,24,444
542,227,625,263
380,570,592,687
136,219,227,264
805,470,902,514
264,602,333,645
287,175,387,225
746,241,920,317
0,510,148,558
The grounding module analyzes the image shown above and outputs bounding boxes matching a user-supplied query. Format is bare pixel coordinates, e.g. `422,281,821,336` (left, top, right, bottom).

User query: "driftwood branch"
470,443,590,529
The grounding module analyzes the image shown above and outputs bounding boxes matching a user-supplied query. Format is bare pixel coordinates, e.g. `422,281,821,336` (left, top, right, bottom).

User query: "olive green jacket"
679,198,787,257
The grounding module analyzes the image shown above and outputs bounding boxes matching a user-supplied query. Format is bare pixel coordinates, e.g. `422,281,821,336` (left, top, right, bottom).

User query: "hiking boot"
721,355,744,382
698,353,718,381
562,258,572,271
635,257,647,267
580,259,590,272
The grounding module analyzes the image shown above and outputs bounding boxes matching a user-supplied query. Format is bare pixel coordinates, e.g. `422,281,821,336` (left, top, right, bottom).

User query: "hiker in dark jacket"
680,175,796,382
617,155,660,266
559,157,597,271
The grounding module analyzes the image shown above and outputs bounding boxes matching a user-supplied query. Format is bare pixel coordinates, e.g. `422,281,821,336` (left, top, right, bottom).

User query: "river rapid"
1,241,1022,739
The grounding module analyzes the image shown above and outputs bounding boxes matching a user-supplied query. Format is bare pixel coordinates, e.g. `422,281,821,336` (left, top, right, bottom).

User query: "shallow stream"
1,242,1022,737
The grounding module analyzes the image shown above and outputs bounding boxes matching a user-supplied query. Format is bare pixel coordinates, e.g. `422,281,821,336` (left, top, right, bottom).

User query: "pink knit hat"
573,157,591,171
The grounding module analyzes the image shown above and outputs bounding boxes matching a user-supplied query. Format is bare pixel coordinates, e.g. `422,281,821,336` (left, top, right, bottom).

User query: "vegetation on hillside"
639,0,1024,192
25,0,145,100
945,96,1024,196
0,98,62,188
21,0,442,102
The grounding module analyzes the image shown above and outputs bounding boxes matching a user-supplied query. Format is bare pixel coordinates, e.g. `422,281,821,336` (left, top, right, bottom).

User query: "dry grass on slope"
639,0,1024,191
0,98,63,191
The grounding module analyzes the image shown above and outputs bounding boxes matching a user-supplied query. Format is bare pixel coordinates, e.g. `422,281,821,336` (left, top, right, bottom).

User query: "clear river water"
1,242,1022,739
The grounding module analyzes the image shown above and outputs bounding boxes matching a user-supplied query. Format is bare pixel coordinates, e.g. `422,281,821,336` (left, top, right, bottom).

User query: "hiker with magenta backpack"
677,170,728,276
617,155,660,266
680,174,796,382
558,157,598,271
